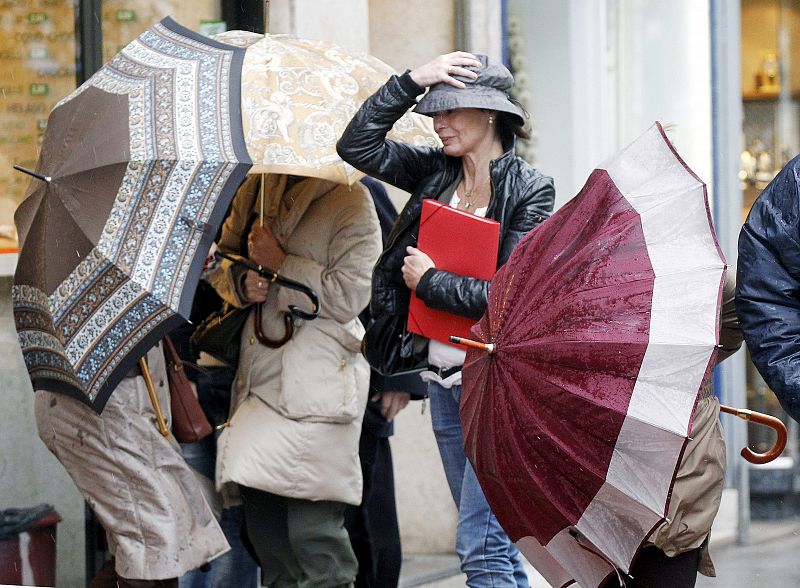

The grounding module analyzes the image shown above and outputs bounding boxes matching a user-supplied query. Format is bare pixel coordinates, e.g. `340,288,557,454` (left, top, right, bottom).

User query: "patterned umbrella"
214,29,439,185
456,123,725,587
12,18,251,413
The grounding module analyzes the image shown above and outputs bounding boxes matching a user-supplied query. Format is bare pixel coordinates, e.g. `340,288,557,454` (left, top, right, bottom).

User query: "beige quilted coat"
650,270,742,576
208,174,381,505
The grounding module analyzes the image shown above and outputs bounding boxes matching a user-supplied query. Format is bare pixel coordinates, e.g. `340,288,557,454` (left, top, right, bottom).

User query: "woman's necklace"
461,174,490,210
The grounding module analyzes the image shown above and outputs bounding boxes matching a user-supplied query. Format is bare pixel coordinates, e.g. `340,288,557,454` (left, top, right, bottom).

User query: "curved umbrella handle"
215,251,320,320
254,304,294,348
271,275,320,320
719,405,788,465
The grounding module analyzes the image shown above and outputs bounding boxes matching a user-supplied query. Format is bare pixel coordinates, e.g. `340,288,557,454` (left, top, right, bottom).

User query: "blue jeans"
179,366,259,588
428,381,529,588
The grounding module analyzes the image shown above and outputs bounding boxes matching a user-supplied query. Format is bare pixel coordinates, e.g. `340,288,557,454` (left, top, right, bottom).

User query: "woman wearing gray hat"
338,52,555,587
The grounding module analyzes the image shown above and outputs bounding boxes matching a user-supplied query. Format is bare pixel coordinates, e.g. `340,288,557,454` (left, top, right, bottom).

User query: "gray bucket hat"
414,54,526,127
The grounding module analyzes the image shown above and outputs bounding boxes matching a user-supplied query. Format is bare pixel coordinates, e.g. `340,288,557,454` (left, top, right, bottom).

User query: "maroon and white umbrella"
457,123,725,587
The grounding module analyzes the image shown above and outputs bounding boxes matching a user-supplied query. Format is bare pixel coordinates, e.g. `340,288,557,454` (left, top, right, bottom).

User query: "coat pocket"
278,318,369,423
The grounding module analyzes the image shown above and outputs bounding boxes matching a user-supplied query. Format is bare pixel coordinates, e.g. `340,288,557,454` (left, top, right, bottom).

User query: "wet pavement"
696,522,800,588
400,520,800,587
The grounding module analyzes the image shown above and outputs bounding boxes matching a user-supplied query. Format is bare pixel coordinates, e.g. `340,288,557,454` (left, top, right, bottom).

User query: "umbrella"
206,29,438,346
453,123,783,588
12,17,252,415
213,29,439,186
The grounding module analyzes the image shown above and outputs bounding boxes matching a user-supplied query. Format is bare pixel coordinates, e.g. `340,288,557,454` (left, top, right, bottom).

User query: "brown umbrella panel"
13,18,251,412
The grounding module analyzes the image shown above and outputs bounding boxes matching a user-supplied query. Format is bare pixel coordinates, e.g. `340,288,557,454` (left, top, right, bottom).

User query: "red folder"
408,199,500,346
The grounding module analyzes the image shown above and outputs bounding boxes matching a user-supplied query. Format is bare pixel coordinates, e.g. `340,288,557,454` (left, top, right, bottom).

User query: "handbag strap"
163,335,183,372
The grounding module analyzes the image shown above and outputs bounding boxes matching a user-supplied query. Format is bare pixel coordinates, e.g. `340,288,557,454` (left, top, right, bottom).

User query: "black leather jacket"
337,72,555,322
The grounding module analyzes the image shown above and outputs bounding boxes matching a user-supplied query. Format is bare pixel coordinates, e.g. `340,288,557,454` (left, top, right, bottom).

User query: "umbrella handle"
719,404,787,464
254,304,294,348
140,357,170,438
215,251,320,320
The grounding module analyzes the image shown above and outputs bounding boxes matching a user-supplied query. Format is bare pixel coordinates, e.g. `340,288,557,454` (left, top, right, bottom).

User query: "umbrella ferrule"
13,165,51,183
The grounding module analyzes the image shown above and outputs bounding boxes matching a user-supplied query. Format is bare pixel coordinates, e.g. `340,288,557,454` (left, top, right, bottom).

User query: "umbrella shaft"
140,357,170,437
449,336,494,353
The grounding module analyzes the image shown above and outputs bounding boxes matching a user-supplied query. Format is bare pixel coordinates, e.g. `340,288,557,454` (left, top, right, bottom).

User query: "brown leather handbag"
163,335,213,443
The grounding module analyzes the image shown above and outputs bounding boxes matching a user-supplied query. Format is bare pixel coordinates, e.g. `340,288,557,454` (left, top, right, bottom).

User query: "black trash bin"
0,504,62,587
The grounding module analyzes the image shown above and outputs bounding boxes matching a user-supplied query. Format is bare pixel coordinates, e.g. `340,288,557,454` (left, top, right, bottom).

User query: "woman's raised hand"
409,52,482,89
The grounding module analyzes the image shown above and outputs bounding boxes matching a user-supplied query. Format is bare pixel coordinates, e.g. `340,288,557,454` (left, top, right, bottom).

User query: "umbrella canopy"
214,29,439,185
13,17,251,412
459,123,725,588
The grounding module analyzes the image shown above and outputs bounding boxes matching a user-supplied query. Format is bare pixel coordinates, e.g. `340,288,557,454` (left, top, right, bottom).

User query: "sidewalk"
399,519,800,587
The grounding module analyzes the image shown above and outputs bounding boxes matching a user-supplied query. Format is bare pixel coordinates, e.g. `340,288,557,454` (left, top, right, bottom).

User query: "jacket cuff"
415,267,437,305
372,371,428,400
398,70,425,97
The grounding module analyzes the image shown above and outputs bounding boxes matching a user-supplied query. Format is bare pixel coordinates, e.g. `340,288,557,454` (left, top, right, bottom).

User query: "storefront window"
741,0,800,461
0,0,78,254
0,0,223,257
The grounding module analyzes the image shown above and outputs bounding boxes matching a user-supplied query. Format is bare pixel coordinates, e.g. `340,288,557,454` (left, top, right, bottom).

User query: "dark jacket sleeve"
737,167,800,421
718,269,743,363
337,73,444,193
359,177,427,401
415,174,556,320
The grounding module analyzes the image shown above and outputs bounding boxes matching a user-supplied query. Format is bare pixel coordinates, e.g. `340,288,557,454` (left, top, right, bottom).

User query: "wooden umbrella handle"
719,404,787,465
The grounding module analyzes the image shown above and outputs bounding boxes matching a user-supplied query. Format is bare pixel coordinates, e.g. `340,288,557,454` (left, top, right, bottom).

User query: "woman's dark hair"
496,112,531,142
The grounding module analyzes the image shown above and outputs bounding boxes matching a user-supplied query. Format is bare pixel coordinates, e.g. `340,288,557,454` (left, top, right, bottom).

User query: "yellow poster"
0,0,221,253
0,0,77,252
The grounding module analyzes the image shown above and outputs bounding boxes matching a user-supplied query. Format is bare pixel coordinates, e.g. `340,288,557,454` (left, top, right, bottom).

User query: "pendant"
464,202,472,209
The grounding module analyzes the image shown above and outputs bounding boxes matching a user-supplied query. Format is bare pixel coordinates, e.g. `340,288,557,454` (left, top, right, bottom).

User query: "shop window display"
0,0,223,255
0,0,78,253
741,0,800,485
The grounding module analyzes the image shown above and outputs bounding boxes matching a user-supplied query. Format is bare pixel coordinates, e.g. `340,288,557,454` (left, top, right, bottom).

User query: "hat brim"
414,85,526,128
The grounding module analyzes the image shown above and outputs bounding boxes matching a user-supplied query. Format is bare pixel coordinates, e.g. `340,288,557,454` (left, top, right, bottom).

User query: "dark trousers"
344,431,402,588
89,558,178,588
240,486,357,588
601,545,701,588
178,366,259,588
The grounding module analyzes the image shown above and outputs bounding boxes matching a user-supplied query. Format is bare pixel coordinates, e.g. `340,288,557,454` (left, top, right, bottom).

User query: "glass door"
741,0,800,504
0,0,79,254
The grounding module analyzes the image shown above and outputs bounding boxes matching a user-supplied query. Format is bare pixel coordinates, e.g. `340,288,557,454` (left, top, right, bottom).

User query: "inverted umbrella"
455,123,764,588
12,17,252,414
214,29,439,186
